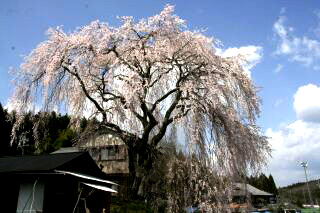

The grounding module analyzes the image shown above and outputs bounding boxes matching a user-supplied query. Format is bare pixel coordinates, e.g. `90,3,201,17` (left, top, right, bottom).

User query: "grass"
301,208,320,213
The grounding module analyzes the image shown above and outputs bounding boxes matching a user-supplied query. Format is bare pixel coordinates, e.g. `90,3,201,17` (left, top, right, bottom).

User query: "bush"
110,197,153,213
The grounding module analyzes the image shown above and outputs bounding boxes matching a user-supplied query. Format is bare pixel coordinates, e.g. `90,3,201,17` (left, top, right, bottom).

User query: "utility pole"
302,186,307,204
300,161,313,205
317,179,320,205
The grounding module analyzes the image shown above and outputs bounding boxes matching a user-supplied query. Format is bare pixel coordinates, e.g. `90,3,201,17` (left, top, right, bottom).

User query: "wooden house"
68,132,130,199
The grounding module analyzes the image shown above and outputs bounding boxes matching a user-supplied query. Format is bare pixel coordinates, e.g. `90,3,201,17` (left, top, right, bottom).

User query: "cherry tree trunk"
127,141,153,200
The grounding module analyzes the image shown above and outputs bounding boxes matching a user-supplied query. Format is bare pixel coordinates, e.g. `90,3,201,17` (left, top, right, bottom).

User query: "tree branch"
150,88,178,113
150,90,182,146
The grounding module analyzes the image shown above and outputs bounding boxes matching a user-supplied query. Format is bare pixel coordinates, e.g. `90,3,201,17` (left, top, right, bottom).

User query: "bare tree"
11,5,270,203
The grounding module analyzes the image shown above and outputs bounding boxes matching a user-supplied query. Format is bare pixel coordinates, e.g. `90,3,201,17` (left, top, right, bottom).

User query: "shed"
0,152,117,212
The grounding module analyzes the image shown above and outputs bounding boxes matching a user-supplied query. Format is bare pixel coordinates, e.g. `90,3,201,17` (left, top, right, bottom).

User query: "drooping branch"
62,65,107,120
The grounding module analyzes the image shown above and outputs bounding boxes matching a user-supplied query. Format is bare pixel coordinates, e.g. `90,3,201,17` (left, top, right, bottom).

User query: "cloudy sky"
1,0,320,187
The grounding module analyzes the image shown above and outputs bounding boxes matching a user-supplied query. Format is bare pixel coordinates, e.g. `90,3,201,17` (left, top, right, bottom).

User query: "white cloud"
216,45,263,77
294,84,320,122
4,101,14,112
4,100,41,113
273,15,320,68
274,64,283,73
266,121,320,186
266,84,320,186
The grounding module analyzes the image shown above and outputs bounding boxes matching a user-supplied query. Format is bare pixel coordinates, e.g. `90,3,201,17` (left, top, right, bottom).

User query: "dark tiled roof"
0,152,85,173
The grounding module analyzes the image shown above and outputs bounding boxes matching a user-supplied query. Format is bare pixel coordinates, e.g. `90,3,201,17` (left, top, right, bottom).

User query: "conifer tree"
268,174,278,195
0,103,11,156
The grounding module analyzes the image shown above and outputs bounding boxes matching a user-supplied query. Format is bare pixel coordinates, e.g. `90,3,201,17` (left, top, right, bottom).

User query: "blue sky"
1,0,320,187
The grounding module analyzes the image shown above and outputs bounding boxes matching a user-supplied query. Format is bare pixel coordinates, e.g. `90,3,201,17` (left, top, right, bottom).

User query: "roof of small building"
234,183,273,196
51,147,81,154
0,152,104,178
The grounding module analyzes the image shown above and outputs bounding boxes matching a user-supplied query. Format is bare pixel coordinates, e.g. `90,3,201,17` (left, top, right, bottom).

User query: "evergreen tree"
260,173,270,193
0,103,12,156
268,174,278,195
33,112,75,153
247,173,279,195
0,107,77,156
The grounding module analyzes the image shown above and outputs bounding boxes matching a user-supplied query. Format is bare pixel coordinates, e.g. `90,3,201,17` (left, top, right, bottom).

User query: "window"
101,147,116,160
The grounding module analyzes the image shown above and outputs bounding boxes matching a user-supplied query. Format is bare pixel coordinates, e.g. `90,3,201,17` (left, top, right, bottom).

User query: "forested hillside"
0,102,83,156
279,180,320,206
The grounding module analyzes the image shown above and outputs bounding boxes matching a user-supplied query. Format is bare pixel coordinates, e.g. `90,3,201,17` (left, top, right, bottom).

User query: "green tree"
0,103,12,156
33,112,74,153
8,111,76,155
268,174,278,195
247,173,278,195
259,173,270,193
52,128,76,150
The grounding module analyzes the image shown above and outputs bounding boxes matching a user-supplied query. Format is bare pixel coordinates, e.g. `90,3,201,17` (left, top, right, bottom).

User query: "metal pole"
301,162,313,205
302,186,307,204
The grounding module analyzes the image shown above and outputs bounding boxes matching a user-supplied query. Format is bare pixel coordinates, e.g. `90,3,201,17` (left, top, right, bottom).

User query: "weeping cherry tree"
11,5,270,205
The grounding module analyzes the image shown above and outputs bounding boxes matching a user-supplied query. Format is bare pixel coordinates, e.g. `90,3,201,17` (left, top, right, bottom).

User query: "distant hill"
278,179,320,207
